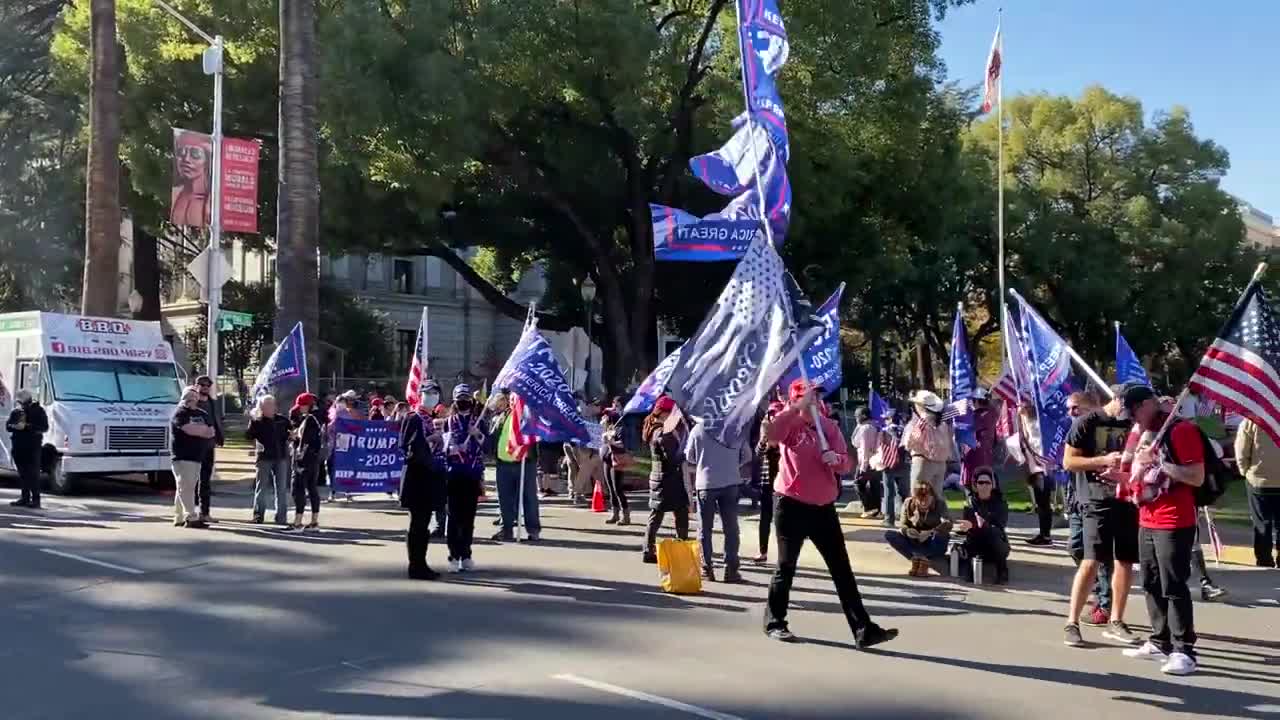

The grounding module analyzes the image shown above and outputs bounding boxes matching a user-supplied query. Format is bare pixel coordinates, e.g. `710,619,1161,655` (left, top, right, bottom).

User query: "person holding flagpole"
489,391,542,542
763,379,897,648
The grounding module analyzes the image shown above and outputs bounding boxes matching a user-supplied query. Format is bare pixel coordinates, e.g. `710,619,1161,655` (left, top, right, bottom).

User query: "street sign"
218,310,253,331
186,247,233,303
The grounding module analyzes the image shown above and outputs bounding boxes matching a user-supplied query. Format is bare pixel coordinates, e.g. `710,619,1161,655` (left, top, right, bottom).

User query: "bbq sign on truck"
0,312,184,494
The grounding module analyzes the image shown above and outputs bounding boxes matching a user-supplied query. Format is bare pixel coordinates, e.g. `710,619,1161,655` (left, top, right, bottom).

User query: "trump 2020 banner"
331,418,404,493
494,326,591,444
777,283,844,395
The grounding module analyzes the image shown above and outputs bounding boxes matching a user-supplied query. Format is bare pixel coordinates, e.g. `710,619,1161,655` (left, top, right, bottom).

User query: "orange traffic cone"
591,479,607,512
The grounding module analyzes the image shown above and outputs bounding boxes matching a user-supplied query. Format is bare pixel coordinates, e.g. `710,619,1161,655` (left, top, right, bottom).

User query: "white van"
0,312,184,494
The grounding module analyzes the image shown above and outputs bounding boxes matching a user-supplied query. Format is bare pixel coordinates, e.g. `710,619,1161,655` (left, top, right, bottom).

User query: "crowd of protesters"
11,367,1259,670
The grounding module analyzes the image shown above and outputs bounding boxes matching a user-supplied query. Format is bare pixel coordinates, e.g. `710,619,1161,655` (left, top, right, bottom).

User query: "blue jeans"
496,459,541,535
1069,508,1113,610
698,485,741,572
885,529,949,560
881,472,909,523
253,459,290,523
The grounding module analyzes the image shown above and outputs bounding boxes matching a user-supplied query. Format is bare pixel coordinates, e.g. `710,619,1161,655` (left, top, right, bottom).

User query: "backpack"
1163,420,1236,507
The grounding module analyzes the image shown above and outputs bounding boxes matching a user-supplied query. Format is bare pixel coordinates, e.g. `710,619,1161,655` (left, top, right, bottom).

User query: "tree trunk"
916,340,934,390
131,227,160,320
274,0,319,389
82,0,121,316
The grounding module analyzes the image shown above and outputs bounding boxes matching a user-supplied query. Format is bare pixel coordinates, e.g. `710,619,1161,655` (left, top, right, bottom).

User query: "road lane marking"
40,548,144,575
553,674,746,720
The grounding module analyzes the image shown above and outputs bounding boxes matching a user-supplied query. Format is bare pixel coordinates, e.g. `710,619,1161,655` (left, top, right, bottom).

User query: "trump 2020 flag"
493,327,590,444
777,283,844,395
665,235,821,448
1115,323,1151,387
251,322,307,400
624,345,683,416
947,305,977,449
1011,291,1074,466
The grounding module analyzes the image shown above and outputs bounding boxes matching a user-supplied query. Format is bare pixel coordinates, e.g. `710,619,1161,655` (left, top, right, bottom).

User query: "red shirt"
1139,421,1203,530
767,406,852,507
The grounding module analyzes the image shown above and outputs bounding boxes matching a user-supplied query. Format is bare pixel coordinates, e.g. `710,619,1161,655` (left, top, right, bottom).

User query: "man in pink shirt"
763,380,899,649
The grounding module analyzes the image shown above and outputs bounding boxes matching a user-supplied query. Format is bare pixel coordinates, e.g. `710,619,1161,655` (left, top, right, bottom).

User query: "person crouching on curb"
290,393,324,530
960,467,1010,584
764,379,898,649
884,482,952,577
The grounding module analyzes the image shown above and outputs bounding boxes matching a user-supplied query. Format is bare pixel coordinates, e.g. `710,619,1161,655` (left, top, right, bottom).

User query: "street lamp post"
152,0,223,382
580,277,597,397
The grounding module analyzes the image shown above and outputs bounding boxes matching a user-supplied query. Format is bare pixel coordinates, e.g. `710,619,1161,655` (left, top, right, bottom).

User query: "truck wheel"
148,471,175,490
43,455,77,495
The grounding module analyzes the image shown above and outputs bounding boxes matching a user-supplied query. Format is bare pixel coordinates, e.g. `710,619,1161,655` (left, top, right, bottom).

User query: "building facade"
1240,199,1280,251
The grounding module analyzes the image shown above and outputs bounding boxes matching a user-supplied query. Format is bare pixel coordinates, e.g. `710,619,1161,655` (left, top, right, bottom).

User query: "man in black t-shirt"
171,388,216,529
1061,384,1145,648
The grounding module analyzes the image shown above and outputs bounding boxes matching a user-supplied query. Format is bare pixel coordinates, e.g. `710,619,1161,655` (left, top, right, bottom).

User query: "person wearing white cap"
903,390,951,500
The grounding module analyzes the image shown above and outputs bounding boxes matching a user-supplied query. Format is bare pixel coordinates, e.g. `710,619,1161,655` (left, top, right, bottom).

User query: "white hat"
340,390,358,400
908,390,945,413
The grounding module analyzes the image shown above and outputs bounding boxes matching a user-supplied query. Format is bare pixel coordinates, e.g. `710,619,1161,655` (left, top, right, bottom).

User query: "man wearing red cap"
763,380,898,649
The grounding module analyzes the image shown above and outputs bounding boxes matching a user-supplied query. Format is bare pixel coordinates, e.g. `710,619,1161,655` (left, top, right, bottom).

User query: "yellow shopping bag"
656,538,703,594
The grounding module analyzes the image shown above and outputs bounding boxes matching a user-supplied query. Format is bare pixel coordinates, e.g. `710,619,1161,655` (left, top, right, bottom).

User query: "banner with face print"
171,128,214,228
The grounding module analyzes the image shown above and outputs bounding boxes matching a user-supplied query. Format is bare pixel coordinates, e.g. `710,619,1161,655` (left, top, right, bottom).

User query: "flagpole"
296,321,310,393
996,10,1005,363
731,0,827,448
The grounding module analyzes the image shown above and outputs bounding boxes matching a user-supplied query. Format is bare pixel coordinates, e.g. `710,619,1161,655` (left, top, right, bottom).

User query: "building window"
396,329,416,370
393,259,414,294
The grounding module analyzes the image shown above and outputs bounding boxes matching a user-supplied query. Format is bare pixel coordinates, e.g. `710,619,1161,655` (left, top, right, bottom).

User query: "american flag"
1187,279,1280,444
404,308,429,407
506,392,538,461
877,427,901,471
992,365,1021,440
981,22,1002,114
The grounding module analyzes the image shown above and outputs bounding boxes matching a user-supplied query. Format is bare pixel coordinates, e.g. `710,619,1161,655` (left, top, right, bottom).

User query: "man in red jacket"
762,379,898,649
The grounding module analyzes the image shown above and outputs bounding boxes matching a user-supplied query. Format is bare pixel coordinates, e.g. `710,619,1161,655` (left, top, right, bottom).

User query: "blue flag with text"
251,321,307,400
1012,291,1075,467
624,345,684,415
777,284,844,395
493,327,591,444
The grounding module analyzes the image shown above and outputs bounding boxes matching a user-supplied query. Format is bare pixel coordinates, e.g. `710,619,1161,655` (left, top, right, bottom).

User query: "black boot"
995,560,1010,585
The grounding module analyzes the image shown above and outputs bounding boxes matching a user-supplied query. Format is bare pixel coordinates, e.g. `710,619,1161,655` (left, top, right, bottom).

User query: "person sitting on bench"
885,482,952,576
958,466,1010,584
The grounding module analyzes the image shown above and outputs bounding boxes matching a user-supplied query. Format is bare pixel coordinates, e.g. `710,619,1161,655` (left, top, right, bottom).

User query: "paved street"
1,474,1277,720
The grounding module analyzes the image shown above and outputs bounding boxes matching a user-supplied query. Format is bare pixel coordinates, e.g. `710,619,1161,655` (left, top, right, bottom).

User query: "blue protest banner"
624,345,683,415
251,321,307,400
494,327,591,444
777,284,844,394
331,418,403,493
948,305,977,449
1012,291,1075,467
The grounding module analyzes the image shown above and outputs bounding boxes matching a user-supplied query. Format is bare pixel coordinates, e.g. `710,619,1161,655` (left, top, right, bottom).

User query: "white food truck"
0,312,184,494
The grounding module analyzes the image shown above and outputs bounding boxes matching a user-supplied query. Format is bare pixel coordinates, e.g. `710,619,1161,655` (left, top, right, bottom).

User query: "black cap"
1116,384,1156,420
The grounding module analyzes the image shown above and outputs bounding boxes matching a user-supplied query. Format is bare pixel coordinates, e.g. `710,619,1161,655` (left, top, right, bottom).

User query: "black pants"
644,507,690,553
856,471,882,513
16,455,40,506
965,527,1010,562
1140,526,1197,658
293,461,320,515
1028,473,1052,538
1248,486,1280,566
604,461,628,514
759,484,775,555
196,447,216,515
407,509,433,571
765,496,876,639
446,470,481,561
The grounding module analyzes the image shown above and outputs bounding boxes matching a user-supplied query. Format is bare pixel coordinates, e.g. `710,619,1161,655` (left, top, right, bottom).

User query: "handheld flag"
505,393,538,461
664,235,820,448
777,284,844,395
1115,323,1151,387
1010,291,1074,466
404,308,429,406
624,346,683,415
981,22,1002,114
869,388,892,427
251,322,307,401
947,305,977,448
1187,277,1280,444
493,326,590,444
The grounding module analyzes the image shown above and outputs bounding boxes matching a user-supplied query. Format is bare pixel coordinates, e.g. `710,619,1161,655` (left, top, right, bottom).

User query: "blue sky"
936,1,1278,216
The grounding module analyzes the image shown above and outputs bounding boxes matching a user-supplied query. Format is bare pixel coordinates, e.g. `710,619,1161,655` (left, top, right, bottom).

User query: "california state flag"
981,23,1002,114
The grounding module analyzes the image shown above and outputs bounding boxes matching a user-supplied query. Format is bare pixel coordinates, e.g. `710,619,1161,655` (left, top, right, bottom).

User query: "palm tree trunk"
82,0,121,316
274,0,319,386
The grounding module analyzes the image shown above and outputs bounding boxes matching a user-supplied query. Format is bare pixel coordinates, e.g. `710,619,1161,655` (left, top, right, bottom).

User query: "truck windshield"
47,357,181,404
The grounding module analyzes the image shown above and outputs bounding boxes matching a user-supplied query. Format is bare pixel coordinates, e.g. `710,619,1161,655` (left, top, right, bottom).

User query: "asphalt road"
1,474,1277,720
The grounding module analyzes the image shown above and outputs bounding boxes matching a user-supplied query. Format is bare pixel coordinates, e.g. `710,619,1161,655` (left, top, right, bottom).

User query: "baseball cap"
1116,384,1156,420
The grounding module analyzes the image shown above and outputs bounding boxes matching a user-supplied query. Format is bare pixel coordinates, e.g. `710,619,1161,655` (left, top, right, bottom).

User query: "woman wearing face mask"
444,384,490,571
904,390,952,500
417,382,449,537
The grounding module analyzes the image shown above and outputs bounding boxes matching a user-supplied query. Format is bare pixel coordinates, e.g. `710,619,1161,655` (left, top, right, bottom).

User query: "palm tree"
81,0,121,316
274,0,319,377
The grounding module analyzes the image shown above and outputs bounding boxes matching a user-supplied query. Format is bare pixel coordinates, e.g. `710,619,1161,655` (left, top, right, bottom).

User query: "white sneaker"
455,558,466,572
1122,642,1168,661
1160,652,1197,676
461,558,476,571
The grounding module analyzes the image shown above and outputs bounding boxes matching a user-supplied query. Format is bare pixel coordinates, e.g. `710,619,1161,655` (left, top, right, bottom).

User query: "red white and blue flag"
506,393,538,462
981,22,1002,115
404,308,428,407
